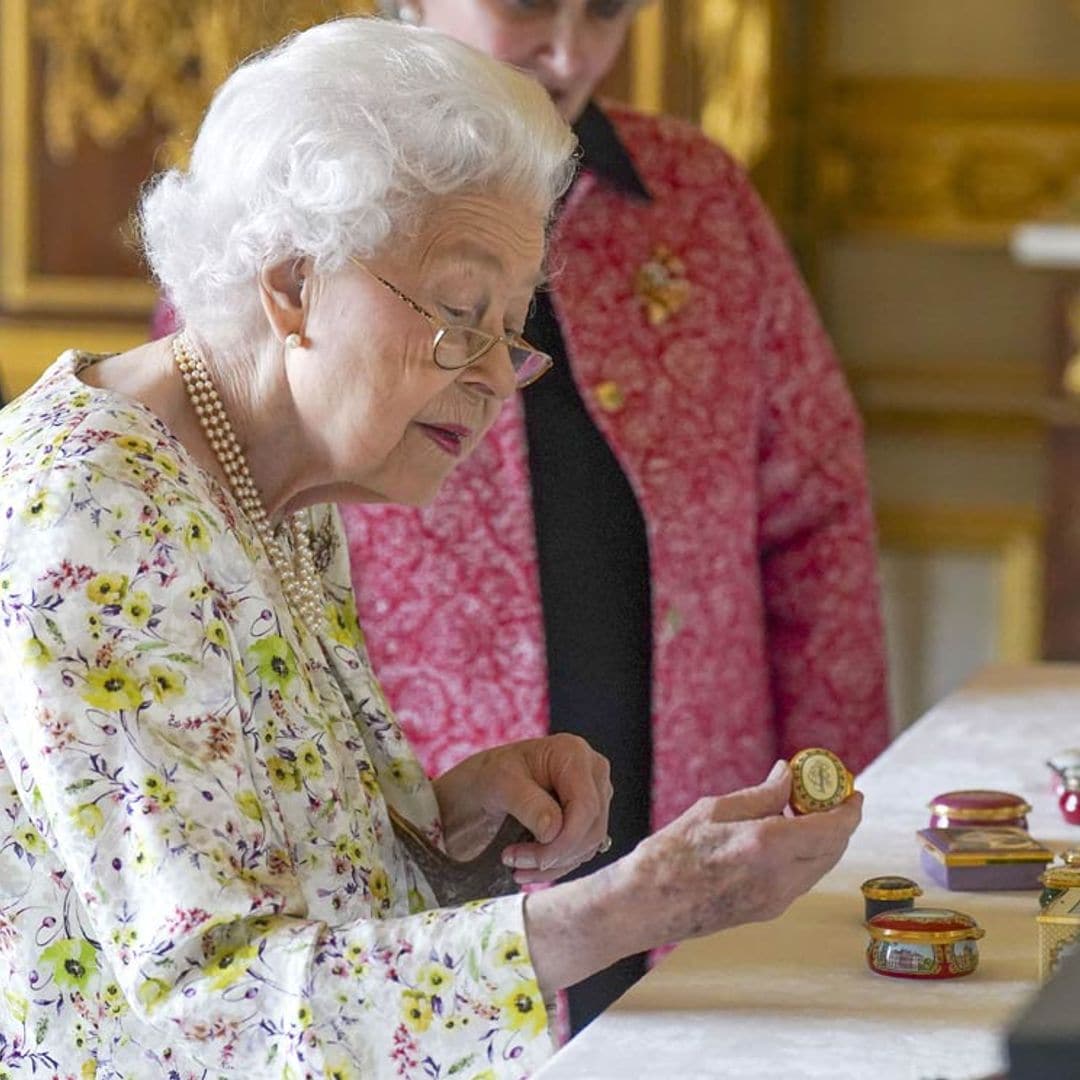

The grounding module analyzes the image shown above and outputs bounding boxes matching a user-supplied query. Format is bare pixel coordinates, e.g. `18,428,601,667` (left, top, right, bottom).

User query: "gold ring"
598,835,613,854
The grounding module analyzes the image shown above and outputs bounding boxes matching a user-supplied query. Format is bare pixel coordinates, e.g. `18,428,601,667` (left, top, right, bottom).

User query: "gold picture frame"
0,0,156,315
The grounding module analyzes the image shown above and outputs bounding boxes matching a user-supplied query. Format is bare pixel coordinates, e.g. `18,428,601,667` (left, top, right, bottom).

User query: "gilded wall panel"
815,78,1080,244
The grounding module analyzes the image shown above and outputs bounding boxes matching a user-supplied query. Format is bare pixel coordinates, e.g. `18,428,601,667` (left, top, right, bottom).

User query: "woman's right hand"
523,760,862,996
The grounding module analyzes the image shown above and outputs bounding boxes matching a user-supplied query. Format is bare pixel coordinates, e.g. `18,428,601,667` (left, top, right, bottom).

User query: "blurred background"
2,0,1080,731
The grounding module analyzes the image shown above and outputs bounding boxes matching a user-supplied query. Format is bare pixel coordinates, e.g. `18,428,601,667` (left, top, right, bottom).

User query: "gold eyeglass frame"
348,256,552,389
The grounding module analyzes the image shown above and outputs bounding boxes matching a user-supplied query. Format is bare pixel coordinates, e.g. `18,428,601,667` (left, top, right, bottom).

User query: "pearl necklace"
172,331,323,632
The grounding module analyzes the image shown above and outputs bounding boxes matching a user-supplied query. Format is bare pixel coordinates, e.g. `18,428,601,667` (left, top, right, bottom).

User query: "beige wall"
818,0,1078,727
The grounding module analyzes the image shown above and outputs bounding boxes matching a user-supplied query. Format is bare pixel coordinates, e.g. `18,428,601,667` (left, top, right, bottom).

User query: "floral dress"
0,353,551,1080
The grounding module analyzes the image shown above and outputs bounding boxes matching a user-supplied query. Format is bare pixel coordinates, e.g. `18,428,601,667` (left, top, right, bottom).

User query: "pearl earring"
399,4,420,24
285,332,302,349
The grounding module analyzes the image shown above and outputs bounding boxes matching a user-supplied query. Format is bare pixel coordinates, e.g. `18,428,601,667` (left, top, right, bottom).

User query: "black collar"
573,101,652,202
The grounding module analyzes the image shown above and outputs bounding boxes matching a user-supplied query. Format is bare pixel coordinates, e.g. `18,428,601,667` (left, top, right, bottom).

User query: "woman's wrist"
522,855,644,997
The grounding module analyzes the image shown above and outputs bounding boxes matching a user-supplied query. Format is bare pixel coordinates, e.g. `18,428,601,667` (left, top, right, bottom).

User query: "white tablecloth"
535,665,1080,1080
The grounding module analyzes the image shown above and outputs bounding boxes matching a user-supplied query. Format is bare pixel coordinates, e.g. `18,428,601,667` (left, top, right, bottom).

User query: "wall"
817,0,1080,725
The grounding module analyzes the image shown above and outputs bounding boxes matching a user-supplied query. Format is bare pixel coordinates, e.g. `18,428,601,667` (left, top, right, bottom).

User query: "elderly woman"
337,0,892,1029
0,18,861,1079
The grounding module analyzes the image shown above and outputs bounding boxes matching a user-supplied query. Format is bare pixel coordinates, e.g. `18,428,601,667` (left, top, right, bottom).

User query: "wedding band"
598,835,613,854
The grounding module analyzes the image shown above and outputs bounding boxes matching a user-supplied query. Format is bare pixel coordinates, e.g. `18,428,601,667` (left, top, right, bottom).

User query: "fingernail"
536,811,556,841
502,851,539,870
768,759,787,782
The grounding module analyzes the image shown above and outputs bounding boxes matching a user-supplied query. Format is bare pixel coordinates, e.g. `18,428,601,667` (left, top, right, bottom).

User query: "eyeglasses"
349,256,553,389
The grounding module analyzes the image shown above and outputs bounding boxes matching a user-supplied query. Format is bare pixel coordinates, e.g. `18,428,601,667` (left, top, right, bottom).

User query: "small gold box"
1037,881,1080,981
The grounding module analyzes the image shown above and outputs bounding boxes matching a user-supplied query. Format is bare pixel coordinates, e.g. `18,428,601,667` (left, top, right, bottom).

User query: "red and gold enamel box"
927,789,1031,830
918,826,1054,891
866,907,984,980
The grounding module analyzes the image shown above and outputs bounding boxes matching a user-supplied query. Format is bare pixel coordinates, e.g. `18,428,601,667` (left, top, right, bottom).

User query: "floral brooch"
634,245,691,326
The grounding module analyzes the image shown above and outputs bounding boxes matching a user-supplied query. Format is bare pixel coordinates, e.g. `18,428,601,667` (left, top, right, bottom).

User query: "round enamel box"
789,748,852,814
861,876,923,921
866,907,984,980
927,789,1030,830
1048,748,1080,795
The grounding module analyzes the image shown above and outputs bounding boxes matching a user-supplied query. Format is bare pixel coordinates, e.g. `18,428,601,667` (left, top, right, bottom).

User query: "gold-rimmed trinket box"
927,789,1031,830
861,876,923,921
866,907,984,980
917,826,1054,891
789,747,852,815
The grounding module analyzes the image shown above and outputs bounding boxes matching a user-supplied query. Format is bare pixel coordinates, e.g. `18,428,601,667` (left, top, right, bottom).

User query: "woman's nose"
542,28,589,83
462,341,518,402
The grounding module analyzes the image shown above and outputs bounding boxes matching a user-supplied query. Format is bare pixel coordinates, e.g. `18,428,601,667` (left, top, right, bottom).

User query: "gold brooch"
634,245,690,326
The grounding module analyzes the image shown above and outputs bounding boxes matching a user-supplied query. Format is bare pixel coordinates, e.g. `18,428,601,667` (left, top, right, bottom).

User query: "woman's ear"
258,257,312,346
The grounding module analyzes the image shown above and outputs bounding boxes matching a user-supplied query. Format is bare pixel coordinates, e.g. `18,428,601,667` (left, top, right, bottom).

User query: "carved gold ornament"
30,0,372,164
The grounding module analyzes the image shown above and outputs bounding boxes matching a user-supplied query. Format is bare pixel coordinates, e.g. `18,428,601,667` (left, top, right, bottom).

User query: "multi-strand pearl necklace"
172,331,323,632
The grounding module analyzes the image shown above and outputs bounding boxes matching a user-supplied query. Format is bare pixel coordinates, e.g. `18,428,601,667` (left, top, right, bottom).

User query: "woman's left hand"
432,734,613,885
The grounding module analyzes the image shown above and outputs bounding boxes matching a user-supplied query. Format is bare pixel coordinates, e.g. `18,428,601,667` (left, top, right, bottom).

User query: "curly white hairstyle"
139,17,577,347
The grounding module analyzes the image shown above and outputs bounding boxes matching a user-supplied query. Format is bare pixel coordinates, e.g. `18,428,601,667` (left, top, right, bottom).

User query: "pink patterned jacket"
351,106,889,830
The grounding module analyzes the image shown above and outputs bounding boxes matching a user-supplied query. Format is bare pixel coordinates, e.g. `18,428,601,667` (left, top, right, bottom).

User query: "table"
535,665,1080,1080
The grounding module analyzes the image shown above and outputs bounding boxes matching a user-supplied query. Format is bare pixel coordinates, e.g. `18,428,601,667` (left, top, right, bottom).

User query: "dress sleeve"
737,176,891,774
0,452,551,1077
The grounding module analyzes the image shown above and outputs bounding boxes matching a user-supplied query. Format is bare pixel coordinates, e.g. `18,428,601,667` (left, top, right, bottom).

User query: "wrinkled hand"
622,759,862,949
432,734,612,884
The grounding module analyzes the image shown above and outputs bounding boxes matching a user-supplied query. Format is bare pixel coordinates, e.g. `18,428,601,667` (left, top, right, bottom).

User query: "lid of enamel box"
928,789,1031,819
866,906,984,943
918,827,1055,866
861,875,923,900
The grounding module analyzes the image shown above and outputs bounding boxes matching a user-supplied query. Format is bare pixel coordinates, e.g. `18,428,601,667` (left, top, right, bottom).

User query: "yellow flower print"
40,937,98,992
24,637,52,667
467,1071,495,1080
115,435,153,456
141,774,175,809
205,619,229,648
368,868,391,907
417,962,453,996
16,825,47,856
249,635,297,693
86,573,128,606
325,599,362,647
387,757,424,792
152,453,179,477
83,664,144,712
122,590,153,627
400,989,433,1033
136,976,170,1012
499,978,546,1038
100,981,127,1016
131,838,155,874
189,582,211,602
324,1057,360,1080
235,790,263,822
81,1059,97,1080
183,515,212,553
21,490,54,524
492,932,530,968
295,741,323,780
357,766,379,798
296,1002,313,1029
71,802,105,838
266,756,301,793
205,942,258,991
148,665,186,705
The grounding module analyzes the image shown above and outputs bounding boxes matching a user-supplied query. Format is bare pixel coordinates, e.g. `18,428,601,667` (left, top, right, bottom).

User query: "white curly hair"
139,16,576,348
